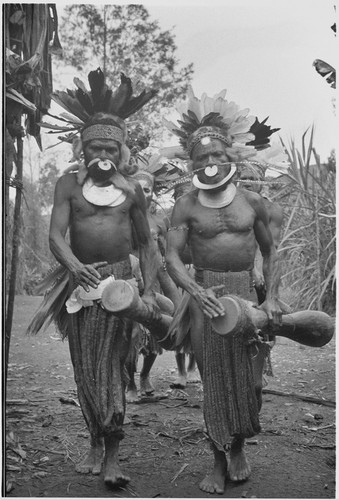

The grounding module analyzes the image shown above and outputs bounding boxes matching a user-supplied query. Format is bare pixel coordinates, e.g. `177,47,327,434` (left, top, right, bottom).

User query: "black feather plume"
108,72,133,115
75,88,94,115
120,89,158,119
246,117,280,150
88,68,110,112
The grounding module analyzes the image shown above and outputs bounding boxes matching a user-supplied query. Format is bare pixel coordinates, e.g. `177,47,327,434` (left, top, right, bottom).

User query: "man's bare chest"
189,204,255,239
70,189,131,221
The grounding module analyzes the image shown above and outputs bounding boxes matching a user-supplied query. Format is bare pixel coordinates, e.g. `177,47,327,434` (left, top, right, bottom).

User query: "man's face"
191,138,230,188
238,167,261,193
83,138,121,182
138,178,153,208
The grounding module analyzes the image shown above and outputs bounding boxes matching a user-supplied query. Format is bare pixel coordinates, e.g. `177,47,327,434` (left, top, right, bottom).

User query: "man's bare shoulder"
126,176,139,189
129,176,145,204
174,189,197,207
57,172,78,186
237,187,263,206
263,198,284,223
56,172,79,193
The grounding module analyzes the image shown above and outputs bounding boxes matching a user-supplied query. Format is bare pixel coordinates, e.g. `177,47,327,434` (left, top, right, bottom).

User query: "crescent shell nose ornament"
87,158,117,171
98,160,114,171
205,165,218,177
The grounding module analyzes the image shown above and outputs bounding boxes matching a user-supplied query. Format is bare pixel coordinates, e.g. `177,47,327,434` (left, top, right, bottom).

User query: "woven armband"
167,225,189,232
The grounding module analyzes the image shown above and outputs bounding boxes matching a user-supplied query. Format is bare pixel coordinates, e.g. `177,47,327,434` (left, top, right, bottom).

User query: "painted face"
238,167,261,193
138,178,154,207
191,138,231,188
83,138,121,182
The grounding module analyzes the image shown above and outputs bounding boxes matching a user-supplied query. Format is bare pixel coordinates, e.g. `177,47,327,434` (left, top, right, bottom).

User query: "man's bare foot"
104,435,130,488
140,375,155,395
228,438,251,482
126,388,139,403
170,373,187,389
199,449,227,494
75,444,104,474
104,461,130,488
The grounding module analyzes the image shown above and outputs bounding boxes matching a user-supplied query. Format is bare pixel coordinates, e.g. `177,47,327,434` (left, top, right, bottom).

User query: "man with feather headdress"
125,155,181,401
128,155,200,392
42,69,160,487
163,87,282,493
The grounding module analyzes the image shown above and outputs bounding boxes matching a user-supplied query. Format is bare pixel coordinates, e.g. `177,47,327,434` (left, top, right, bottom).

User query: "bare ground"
4,295,336,498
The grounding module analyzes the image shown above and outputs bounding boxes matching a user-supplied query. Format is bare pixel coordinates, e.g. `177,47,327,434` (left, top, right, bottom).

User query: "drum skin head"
211,296,242,335
101,280,136,312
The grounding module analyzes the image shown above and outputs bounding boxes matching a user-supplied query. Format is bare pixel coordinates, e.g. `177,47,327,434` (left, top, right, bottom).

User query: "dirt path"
5,296,336,498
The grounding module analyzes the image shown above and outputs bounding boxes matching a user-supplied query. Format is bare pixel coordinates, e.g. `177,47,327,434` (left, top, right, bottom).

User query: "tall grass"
273,127,335,313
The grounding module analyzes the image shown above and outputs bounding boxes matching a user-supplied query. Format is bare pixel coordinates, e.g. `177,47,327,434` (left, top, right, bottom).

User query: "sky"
142,0,337,161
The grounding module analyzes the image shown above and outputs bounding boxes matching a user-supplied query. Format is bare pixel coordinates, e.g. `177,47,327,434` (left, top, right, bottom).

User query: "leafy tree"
6,176,55,295
55,4,194,146
39,158,60,209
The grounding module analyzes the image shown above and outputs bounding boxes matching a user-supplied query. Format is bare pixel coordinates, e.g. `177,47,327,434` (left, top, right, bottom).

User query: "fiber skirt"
68,260,133,438
194,269,262,450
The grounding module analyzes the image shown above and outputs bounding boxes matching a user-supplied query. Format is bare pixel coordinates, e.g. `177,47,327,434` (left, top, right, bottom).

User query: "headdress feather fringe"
40,68,158,144
163,86,280,161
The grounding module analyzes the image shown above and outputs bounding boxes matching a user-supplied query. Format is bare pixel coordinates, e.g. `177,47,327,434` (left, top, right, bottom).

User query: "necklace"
82,178,126,207
198,183,237,208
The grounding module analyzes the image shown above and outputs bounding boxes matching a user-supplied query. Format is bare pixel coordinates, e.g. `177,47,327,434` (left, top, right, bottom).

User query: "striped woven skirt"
194,269,262,450
68,260,133,439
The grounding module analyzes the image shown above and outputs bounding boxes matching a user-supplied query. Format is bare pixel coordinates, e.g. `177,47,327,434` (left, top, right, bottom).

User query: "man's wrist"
189,283,204,299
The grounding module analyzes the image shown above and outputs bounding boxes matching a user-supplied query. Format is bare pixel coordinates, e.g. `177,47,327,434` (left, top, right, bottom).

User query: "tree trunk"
5,135,23,384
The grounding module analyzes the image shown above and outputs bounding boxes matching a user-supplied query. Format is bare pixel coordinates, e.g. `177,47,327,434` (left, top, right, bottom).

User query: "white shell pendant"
82,178,126,207
205,165,218,177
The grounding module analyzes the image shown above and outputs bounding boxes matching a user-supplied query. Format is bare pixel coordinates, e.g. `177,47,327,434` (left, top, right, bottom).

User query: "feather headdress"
133,153,190,195
40,68,158,144
163,86,279,160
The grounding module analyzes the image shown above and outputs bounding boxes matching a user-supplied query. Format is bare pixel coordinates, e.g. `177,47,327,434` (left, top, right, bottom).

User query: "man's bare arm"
165,197,199,295
252,196,282,324
49,175,105,290
268,202,284,249
253,200,284,291
130,182,158,298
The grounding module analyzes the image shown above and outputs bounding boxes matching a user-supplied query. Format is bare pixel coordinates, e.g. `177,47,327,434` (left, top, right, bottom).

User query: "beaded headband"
81,124,124,144
187,127,232,156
